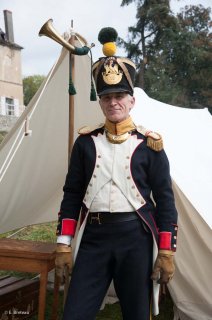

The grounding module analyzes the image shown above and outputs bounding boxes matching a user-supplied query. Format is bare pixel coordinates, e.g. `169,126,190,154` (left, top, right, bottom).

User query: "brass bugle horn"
39,19,94,55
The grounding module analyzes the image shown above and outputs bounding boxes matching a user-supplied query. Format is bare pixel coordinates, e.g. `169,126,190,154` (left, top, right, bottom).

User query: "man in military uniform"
55,27,178,320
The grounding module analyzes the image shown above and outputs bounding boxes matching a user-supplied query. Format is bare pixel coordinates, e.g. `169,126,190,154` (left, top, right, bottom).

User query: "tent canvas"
0,48,104,233
0,47,211,320
131,88,212,228
131,89,212,320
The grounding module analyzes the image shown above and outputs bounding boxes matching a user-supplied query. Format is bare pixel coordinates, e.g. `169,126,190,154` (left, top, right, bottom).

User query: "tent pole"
68,20,75,161
62,20,76,309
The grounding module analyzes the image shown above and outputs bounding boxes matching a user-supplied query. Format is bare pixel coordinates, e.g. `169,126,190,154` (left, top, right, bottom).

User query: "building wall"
0,44,24,119
0,114,18,132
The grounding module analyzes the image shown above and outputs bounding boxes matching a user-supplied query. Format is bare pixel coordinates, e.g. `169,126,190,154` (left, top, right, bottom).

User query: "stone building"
0,10,24,132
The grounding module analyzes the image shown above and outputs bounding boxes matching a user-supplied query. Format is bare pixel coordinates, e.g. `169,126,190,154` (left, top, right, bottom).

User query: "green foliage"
23,75,45,106
120,1,212,112
119,0,177,88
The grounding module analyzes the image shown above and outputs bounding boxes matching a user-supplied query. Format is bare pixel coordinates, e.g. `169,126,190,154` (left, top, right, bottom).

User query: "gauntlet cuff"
56,244,72,253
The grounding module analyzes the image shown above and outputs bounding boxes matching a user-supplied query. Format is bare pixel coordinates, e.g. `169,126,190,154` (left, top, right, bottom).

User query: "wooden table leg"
51,272,61,320
63,265,70,307
38,271,48,320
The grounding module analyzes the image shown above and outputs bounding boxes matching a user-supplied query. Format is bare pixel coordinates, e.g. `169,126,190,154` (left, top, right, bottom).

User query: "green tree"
120,0,178,88
177,5,212,113
146,4,212,112
119,1,212,113
23,75,45,106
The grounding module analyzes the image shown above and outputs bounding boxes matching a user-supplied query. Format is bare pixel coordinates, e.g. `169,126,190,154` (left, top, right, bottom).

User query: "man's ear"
129,96,135,110
99,98,102,107
99,98,104,112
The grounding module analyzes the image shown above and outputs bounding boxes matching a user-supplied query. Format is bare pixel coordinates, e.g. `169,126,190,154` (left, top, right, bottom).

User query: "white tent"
0,47,211,320
131,89,212,320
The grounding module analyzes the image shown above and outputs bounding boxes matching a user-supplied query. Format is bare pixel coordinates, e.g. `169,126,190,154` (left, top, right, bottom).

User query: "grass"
0,222,57,242
0,131,7,144
0,223,174,319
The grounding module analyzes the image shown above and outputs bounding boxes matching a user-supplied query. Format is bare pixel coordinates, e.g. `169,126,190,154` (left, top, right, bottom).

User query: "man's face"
99,92,135,123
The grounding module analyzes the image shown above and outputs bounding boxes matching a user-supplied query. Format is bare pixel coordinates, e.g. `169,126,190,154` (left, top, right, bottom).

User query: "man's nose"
109,97,117,105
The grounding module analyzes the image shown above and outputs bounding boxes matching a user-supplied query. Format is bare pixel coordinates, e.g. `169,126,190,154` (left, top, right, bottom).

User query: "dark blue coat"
57,127,178,251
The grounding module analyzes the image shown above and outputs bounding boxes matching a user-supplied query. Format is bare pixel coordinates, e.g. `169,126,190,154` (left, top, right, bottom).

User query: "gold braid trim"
136,125,163,151
106,131,130,144
105,117,136,135
147,133,163,152
78,123,163,150
104,117,136,144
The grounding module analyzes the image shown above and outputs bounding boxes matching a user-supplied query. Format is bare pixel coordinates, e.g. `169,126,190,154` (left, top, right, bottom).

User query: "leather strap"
88,211,139,225
117,58,134,90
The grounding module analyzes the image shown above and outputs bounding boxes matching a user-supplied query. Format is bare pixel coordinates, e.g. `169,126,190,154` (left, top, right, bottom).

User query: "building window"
5,98,15,116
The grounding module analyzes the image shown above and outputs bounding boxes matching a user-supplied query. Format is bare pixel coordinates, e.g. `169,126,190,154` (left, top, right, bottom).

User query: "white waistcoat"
83,132,146,210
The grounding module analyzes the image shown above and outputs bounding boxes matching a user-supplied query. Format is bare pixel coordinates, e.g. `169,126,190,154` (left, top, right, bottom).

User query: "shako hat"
92,27,136,96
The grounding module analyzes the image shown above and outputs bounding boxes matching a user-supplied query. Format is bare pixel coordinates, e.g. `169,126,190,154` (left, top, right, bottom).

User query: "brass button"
93,174,97,178
126,156,130,159
89,183,92,186
98,155,101,158
131,185,135,189
125,165,129,169
96,164,100,168
127,176,131,179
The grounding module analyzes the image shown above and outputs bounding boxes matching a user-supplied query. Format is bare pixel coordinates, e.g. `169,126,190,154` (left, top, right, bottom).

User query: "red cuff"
159,232,171,250
61,219,77,236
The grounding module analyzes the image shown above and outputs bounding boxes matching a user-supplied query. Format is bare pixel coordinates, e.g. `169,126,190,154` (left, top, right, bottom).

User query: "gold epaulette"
136,125,163,151
78,123,104,135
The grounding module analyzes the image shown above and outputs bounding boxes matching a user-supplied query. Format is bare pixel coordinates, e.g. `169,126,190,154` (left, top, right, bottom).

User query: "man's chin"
108,118,122,124
107,115,123,123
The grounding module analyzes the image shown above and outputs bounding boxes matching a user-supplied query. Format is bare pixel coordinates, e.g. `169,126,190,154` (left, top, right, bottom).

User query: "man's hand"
55,244,72,279
151,250,175,284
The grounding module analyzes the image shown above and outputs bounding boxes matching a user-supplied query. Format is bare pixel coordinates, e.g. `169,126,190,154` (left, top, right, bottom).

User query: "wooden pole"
63,20,75,308
68,19,75,161
51,21,76,320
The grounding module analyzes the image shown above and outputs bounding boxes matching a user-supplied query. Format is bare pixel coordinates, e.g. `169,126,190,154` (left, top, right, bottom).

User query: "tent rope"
0,133,25,183
0,124,25,180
